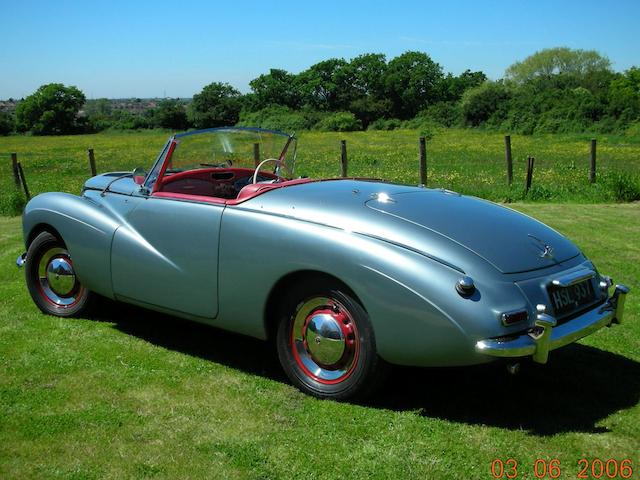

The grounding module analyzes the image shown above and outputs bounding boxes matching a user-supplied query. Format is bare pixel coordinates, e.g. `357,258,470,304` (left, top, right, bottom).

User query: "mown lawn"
1,129,640,215
0,204,638,479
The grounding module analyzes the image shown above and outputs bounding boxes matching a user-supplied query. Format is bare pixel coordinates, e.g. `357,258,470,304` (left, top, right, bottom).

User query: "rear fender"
218,207,477,366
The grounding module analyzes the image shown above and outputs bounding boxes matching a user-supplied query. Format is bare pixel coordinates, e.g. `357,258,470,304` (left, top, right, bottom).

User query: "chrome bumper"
475,284,630,364
16,252,26,268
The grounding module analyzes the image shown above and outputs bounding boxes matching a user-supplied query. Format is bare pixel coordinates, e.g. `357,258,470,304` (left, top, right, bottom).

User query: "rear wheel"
25,231,94,317
276,278,387,400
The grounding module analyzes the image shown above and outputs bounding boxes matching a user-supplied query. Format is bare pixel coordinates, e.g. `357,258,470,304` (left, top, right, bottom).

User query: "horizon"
1,0,639,99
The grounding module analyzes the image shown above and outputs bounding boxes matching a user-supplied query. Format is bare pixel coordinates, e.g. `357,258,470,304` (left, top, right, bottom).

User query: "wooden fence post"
340,140,348,177
17,162,31,200
11,153,20,187
87,148,97,176
525,156,535,194
253,143,260,167
419,137,427,186
590,138,597,183
504,135,513,185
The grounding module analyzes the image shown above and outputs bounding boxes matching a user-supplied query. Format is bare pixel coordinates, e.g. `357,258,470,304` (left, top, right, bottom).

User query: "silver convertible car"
17,127,630,400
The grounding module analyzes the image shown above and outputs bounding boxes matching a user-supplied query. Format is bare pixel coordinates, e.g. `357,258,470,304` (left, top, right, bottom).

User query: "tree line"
2,47,639,136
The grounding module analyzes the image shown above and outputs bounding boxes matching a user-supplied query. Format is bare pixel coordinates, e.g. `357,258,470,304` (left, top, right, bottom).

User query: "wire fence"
2,130,639,215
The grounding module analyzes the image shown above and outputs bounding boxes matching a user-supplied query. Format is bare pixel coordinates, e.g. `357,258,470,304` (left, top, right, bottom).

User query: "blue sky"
1,0,638,99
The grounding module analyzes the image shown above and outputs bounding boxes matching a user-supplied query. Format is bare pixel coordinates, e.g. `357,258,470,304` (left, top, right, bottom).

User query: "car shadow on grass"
95,299,287,382
95,301,639,437
370,345,640,436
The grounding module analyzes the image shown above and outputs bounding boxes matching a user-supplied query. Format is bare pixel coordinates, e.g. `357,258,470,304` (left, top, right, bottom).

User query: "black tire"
25,231,95,317
276,277,388,400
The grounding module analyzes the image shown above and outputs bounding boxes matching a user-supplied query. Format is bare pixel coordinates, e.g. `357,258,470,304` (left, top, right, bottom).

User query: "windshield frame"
147,127,296,194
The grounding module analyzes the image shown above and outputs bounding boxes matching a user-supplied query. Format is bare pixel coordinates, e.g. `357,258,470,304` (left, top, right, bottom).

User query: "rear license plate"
547,279,595,318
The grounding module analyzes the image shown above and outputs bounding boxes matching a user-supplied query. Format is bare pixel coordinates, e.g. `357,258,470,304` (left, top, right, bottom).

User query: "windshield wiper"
100,173,133,197
200,160,233,168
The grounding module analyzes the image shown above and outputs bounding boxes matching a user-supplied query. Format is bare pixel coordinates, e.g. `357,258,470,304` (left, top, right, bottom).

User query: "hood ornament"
528,234,555,260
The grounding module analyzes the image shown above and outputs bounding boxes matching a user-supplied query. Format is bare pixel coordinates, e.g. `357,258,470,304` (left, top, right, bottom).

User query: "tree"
383,51,444,119
249,69,301,109
0,112,13,135
348,97,391,128
342,53,390,127
440,70,487,101
298,58,353,111
152,99,189,130
188,82,242,128
347,53,387,98
608,67,640,119
505,47,612,84
15,83,86,135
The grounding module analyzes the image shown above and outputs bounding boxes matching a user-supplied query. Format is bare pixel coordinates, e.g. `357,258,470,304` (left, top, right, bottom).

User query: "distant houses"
1,98,180,115
0,99,18,113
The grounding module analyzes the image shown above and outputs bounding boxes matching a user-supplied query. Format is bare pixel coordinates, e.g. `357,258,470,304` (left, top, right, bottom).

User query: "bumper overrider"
475,284,630,364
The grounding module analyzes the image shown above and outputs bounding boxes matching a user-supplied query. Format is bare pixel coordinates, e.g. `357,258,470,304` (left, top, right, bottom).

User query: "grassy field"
0,204,638,479
1,128,640,215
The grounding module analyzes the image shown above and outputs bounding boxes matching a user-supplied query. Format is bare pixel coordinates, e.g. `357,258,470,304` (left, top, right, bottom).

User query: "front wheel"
25,231,95,317
276,279,387,400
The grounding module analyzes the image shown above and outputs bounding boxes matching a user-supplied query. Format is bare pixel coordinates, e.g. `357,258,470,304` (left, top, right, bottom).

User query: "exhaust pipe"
506,362,520,375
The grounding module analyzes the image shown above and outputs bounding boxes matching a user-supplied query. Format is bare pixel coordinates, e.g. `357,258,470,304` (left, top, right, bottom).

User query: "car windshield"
167,127,296,178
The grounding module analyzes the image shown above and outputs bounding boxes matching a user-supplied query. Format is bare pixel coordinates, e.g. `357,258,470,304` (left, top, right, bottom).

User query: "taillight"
501,310,528,326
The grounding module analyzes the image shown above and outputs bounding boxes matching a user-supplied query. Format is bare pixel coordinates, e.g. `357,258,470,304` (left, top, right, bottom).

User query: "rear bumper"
475,284,630,364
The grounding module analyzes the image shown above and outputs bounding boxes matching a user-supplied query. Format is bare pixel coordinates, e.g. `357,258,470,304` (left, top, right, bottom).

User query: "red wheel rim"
290,296,360,385
35,247,84,308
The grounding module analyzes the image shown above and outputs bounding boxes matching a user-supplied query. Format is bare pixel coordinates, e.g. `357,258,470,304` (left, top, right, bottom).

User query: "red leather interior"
153,191,227,204
152,168,315,205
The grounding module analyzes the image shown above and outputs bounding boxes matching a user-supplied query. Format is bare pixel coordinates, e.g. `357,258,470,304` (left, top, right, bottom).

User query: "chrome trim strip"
551,268,595,287
475,284,630,364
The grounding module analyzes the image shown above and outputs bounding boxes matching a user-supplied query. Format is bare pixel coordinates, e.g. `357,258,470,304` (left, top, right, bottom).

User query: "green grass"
1,129,640,215
0,204,638,479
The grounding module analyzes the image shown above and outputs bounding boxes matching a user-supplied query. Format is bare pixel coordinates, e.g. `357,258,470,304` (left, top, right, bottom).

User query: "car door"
110,196,223,318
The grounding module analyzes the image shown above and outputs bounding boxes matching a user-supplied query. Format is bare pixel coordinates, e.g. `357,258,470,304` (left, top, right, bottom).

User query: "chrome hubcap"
46,257,76,296
38,247,82,306
305,313,345,366
291,296,358,383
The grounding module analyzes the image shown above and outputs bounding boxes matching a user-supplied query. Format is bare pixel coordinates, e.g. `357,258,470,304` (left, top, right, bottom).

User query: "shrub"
461,81,510,127
0,190,25,216
402,116,441,140
188,82,242,128
238,106,323,132
605,172,640,202
315,111,362,132
625,121,640,139
420,101,461,127
368,118,402,130
151,100,189,130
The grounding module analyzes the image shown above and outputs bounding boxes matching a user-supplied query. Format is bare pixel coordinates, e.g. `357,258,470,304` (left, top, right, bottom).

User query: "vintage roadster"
17,127,630,399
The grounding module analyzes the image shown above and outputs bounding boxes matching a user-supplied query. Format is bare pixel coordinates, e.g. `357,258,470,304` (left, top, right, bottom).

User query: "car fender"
217,206,497,366
22,192,132,298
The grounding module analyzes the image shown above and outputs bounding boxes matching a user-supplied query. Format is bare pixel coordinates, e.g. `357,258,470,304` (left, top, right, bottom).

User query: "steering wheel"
252,158,280,184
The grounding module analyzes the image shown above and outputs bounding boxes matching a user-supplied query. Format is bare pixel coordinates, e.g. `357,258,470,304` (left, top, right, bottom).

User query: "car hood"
245,179,580,274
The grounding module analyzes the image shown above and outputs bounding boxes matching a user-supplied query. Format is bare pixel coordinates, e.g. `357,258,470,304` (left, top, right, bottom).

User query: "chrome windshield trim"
551,268,595,287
